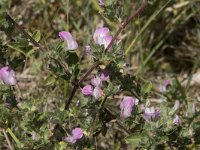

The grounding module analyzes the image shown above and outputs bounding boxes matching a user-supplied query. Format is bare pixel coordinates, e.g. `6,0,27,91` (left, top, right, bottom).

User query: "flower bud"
100,69,109,81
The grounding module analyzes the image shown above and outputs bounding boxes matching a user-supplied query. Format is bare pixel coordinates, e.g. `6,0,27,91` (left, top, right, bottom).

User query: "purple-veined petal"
93,27,110,45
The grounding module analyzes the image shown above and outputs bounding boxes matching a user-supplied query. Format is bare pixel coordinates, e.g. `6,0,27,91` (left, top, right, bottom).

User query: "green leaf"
104,82,119,96
6,128,23,148
125,134,141,148
65,52,79,66
141,81,153,95
32,30,41,42
45,76,56,86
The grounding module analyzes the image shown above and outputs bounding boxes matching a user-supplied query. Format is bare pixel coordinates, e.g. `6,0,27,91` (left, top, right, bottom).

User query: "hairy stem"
5,14,45,51
65,0,147,110
65,62,101,110
105,0,147,52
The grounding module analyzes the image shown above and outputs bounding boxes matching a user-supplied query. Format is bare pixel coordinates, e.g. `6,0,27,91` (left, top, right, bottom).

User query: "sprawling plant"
0,0,200,149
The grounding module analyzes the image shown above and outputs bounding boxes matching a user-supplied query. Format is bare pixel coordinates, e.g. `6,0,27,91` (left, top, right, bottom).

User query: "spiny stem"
65,0,147,110
5,14,45,51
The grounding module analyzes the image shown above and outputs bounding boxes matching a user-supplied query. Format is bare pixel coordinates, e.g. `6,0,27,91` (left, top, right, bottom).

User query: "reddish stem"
65,0,147,110
5,14,45,51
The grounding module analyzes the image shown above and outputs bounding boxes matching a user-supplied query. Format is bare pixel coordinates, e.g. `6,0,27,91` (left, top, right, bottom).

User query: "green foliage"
0,0,200,149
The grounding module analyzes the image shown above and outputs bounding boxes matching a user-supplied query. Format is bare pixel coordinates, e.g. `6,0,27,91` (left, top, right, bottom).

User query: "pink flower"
71,128,83,139
0,66,17,85
93,87,104,99
81,85,93,95
120,97,138,118
173,115,181,125
143,106,161,122
59,31,78,50
85,45,91,53
81,76,104,99
93,27,112,49
160,79,170,92
98,0,104,6
63,128,83,144
91,76,102,87
100,69,109,81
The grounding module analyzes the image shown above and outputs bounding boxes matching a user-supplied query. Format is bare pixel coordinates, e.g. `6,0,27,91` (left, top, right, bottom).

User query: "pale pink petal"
0,66,17,85
102,35,112,50
120,97,135,118
81,85,93,95
59,31,78,50
93,27,110,45
72,128,83,140
93,87,103,99
91,76,102,87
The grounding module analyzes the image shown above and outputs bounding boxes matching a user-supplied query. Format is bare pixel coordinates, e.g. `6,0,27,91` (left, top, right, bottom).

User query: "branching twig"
105,0,147,52
64,61,101,110
64,0,147,110
5,14,45,51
